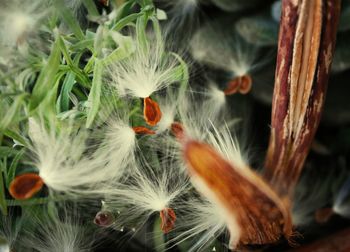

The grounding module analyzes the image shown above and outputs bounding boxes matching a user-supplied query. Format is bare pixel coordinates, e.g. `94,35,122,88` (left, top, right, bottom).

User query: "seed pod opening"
9,173,44,200
143,97,162,126
160,207,176,234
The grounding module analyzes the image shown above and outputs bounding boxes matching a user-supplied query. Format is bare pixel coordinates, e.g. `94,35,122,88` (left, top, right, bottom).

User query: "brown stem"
265,0,341,195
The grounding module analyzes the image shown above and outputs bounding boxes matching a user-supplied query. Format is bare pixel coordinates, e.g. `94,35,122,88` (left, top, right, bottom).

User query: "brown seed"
9,173,44,200
160,207,176,234
238,75,252,94
133,126,156,135
94,210,115,227
143,97,162,126
171,122,185,140
223,77,241,95
224,75,252,95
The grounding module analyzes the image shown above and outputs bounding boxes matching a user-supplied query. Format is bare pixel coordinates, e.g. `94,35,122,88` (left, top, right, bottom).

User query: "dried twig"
265,0,341,195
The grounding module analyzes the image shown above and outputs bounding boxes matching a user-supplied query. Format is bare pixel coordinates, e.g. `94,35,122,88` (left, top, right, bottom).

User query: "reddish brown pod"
223,74,252,95
9,173,44,200
133,126,156,135
183,140,293,248
160,207,176,234
143,97,162,126
171,122,185,140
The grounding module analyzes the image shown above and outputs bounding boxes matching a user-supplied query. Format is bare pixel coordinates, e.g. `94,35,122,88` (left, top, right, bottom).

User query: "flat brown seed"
143,97,162,126
9,173,44,200
160,208,176,234
238,75,252,94
133,126,156,135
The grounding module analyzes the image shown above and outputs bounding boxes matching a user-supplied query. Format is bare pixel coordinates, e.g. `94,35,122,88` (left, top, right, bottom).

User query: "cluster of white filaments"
0,0,49,47
190,22,257,77
28,118,127,195
169,197,232,251
23,208,92,252
109,39,180,99
104,160,189,230
0,0,267,250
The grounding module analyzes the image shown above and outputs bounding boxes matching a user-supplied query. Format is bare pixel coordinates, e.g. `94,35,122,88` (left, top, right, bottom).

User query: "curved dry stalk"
265,0,341,195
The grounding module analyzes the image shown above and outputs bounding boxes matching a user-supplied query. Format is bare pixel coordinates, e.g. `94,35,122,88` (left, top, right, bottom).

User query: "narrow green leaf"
0,169,7,215
82,0,99,16
102,33,136,66
86,59,103,128
70,39,94,52
6,149,25,189
29,38,61,111
136,15,149,53
0,93,28,131
153,217,166,252
58,71,76,112
3,130,28,147
111,13,142,31
170,53,189,97
57,36,74,66
0,147,19,158
54,0,85,40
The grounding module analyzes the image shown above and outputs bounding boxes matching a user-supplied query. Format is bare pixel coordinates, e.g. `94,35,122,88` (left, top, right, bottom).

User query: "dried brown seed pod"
160,207,176,234
132,126,156,135
265,0,341,195
143,97,162,126
9,173,44,200
183,140,293,248
94,210,115,227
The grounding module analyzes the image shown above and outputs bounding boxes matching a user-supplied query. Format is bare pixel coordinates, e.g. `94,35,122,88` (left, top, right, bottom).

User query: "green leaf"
54,0,85,40
69,39,94,52
0,169,7,215
86,59,103,128
102,32,136,66
6,149,25,189
170,53,189,97
153,217,166,252
82,0,99,16
58,71,76,112
136,15,149,53
111,13,142,31
0,147,19,158
29,38,61,111
0,93,28,131
3,129,28,147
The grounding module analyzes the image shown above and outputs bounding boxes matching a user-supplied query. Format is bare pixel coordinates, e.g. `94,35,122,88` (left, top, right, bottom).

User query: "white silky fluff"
190,22,258,77
0,0,49,47
22,208,92,252
27,118,124,196
104,158,189,231
108,37,180,98
169,195,240,252
93,116,137,181
0,214,23,252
